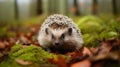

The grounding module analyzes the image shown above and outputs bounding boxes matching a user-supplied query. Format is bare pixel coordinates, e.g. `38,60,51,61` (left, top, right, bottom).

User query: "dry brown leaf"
15,59,33,65
82,47,93,56
71,59,91,67
0,42,6,49
48,55,68,67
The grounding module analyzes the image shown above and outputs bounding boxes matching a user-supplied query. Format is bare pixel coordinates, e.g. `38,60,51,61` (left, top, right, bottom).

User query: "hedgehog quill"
38,14,84,54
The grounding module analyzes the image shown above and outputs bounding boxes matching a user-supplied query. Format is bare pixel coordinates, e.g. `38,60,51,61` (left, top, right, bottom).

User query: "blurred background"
0,0,120,22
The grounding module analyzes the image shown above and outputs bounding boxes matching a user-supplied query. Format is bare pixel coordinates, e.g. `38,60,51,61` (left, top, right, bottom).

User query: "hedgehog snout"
54,41,60,46
55,42,60,46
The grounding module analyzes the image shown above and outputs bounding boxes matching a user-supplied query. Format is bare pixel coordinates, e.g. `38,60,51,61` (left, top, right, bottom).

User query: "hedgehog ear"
45,28,49,34
68,28,72,35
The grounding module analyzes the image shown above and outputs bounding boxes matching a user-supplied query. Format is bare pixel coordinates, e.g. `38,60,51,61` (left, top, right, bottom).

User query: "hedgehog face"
45,28,72,46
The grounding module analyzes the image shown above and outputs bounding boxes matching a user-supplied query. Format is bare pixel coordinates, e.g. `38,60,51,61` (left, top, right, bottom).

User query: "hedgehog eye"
45,28,48,34
68,28,72,35
52,34,55,39
60,33,65,40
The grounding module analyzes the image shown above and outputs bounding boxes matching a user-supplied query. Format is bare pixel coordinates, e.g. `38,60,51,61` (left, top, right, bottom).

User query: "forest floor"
0,15,120,67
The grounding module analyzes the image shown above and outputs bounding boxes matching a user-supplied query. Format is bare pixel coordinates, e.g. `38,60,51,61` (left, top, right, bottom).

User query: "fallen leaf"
15,59,33,65
0,42,6,49
71,59,91,67
82,47,93,56
48,55,68,67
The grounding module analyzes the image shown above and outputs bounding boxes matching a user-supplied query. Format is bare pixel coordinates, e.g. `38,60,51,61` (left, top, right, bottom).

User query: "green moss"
0,27,15,39
9,44,58,63
77,15,104,33
0,44,62,67
77,15,120,47
0,58,29,67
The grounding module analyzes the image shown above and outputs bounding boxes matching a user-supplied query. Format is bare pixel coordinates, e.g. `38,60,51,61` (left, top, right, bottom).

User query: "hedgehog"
38,14,84,54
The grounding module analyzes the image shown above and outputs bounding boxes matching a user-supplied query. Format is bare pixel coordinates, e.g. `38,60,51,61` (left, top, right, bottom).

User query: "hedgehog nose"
55,42,60,46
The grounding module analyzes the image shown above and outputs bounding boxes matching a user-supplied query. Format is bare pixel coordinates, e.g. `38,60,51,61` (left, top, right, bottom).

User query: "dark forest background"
0,0,120,22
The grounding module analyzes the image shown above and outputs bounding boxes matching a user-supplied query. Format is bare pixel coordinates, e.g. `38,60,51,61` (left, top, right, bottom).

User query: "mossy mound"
0,44,59,67
77,16,119,47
